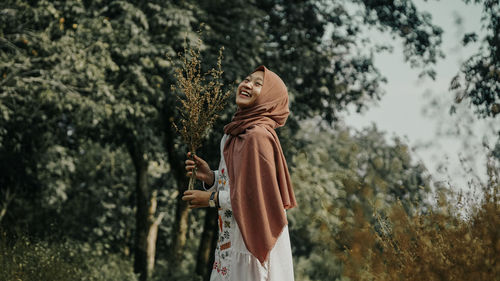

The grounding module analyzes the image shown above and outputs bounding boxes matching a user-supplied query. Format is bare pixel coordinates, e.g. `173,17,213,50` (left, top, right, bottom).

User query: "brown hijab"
223,65,297,264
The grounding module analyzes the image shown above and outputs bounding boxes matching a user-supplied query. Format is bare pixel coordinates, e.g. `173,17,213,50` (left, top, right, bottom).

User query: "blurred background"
1,0,498,280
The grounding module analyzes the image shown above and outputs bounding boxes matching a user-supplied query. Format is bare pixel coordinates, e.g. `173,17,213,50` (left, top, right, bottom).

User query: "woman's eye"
256,82,262,86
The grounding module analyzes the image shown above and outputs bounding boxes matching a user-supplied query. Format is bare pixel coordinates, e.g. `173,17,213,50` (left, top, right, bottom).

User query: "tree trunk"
164,119,192,274
0,188,14,225
147,190,165,276
168,186,190,273
128,141,159,281
196,208,217,280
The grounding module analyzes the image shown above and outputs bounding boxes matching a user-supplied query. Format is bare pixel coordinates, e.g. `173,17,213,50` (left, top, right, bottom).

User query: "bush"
339,161,500,281
0,233,138,281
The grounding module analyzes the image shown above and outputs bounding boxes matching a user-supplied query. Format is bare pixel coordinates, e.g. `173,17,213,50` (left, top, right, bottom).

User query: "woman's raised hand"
185,152,215,187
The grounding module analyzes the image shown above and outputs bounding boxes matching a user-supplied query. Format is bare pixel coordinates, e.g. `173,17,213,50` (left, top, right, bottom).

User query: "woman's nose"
242,81,253,89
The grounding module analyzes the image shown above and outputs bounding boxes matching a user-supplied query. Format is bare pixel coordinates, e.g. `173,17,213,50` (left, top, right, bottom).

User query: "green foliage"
452,0,500,119
0,234,80,281
0,0,447,279
359,0,444,71
196,0,443,125
289,123,431,280
0,233,138,281
60,142,138,251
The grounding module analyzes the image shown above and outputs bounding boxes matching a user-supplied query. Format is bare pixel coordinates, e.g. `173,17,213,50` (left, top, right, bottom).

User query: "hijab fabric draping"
223,65,297,264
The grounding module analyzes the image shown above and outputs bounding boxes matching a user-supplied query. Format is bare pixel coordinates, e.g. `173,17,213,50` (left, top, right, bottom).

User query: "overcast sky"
341,0,499,191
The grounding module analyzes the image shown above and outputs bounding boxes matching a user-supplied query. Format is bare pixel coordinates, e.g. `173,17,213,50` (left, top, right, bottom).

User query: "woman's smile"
239,90,251,98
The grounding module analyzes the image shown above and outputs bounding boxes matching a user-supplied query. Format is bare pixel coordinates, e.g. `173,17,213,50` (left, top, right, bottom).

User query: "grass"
0,232,138,281
340,159,500,281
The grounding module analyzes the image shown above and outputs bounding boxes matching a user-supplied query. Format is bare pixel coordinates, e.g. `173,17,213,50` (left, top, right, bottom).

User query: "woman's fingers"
187,153,206,166
185,155,203,173
185,157,208,180
188,201,207,209
182,190,209,208
193,154,204,163
182,190,195,200
187,152,199,163
185,171,200,179
182,197,205,209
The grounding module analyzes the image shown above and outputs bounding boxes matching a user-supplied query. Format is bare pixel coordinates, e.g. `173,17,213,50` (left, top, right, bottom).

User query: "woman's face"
236,70,264,109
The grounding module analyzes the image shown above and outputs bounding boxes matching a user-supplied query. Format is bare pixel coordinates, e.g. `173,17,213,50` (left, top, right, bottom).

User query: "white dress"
204,134,295,281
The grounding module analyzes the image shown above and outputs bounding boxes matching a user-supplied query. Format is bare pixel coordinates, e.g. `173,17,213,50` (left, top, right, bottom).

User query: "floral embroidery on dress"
213,260,230,276
220,169,228,186
223,230,230,240
213,160,234,278
220,241,231,251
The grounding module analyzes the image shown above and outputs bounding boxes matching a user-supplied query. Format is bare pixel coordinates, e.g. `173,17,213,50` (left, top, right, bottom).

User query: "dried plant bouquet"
172,38,231,190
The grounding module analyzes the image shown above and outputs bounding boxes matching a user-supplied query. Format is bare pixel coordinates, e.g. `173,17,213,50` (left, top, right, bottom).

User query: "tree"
196,0,443,124
193,0,442,278
0,0,92,228
0,1,193,280
1,0,445,280
451,0,500,160
289,123,431,280
452,0,499,119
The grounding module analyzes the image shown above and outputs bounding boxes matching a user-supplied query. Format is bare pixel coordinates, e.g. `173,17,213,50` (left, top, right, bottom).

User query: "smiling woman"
182,66,297,281
236,71,264,109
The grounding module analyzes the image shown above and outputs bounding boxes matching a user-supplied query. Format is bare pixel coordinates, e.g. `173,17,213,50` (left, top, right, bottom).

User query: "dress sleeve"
215,134,232,210
202,170,219,192
217,190,231,210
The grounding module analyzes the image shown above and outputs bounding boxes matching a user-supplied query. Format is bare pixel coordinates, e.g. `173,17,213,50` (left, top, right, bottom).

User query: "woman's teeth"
241,91,250,97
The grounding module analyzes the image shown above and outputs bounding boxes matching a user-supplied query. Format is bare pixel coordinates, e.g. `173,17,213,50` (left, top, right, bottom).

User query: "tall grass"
0,233,138,281
340,159,499,281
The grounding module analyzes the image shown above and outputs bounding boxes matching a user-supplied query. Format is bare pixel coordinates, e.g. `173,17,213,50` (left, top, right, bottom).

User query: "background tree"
451,0,500,159
1,0,445,280
288,123,431,280
0,1,191,280
452,0,499,118
193,0,442,278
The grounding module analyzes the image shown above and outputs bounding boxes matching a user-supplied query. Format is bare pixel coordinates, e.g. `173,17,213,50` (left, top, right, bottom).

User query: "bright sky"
342,0,499,191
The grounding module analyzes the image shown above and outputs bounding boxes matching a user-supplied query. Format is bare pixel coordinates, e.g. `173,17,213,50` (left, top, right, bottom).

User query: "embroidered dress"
205,134,295,281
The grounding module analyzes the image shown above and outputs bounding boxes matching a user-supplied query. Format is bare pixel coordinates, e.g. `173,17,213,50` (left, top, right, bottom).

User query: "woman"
182,66,297,281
